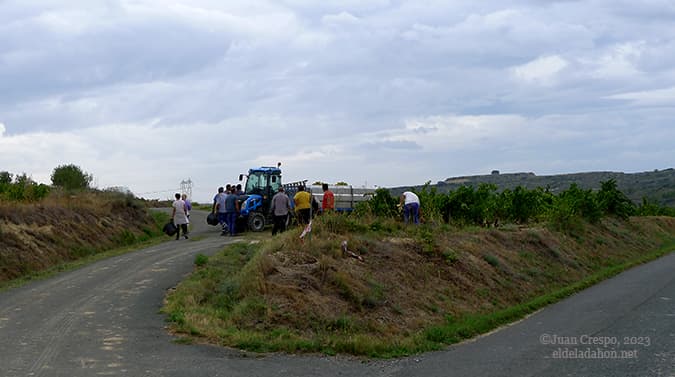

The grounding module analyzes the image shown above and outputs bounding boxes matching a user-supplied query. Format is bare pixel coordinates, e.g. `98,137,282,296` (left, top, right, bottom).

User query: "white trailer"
306,185,375,212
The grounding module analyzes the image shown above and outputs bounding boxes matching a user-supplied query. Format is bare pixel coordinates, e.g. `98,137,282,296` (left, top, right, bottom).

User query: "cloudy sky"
1,0,674,202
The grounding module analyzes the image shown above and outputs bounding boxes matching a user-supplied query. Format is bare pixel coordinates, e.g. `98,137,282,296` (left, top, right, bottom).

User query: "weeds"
332,271,362,308
194,254,209,267
416,226,436,254
114,230,137,246
442,249,459,263
482,254,500,268
362,279,385,309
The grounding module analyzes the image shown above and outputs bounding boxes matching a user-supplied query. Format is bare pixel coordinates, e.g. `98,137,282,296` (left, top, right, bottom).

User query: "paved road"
1,210,674,376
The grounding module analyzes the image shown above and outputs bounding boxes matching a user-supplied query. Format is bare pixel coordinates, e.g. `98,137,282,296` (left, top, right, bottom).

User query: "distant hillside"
392,168,675,207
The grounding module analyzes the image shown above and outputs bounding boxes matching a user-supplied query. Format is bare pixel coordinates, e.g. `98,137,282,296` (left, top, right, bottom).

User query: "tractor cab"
237,164,308,232
241,167,281,199
238,166,283,231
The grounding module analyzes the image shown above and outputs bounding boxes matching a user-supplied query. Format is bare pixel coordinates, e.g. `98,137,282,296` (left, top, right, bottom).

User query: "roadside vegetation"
164,180,675,357
0,167,167,286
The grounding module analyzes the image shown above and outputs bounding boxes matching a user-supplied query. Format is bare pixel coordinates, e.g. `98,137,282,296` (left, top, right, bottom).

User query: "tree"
51,164,93,191
0,171,12,185
336,181,349,186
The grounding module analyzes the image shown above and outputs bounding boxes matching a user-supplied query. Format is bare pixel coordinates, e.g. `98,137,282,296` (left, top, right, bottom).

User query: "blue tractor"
238,164,306,232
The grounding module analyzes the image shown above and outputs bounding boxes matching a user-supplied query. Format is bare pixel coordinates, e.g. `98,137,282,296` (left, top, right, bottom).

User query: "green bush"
482,254,500,267
597,179,635,219
547,197,584,234
416,182,449,224
51,164,93,191
446,185,478,225
637,197,675,216
443,249,459,263
115,230,137,246
195,254,209,267
354,188,398,218
504,186,550,224
0,172,50,202
555,183,601,223
0,171,12,185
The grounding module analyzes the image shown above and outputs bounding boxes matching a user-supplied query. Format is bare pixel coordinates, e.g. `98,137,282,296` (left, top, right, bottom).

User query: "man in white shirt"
400,191,420,225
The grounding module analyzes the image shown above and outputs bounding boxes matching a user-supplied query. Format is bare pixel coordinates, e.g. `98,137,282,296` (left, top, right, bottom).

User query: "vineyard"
394,168,675,207
359,179,674,229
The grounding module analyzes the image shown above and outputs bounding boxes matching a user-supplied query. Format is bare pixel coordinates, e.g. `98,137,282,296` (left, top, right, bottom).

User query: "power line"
135,188,181,196
135,179,193,198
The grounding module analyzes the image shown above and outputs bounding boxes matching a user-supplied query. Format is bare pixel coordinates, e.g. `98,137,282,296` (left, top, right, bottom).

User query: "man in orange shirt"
321,183,335,212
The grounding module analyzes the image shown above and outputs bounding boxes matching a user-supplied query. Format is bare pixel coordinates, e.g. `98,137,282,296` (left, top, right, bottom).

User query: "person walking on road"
182,193,192,219
293,185,312,225
321,183,335,213
182,193,192,233
211,187,223,214
213,187,229,236
270,186,291,235
172,193,190,239
400,191,420,225
224,186,240,236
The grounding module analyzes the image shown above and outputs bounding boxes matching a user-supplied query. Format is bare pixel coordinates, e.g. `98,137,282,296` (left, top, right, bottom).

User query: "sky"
1,0,674,202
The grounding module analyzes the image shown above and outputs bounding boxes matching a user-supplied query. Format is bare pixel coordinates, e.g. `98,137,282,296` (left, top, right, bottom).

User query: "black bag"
163,221,177,236
206,212,219,226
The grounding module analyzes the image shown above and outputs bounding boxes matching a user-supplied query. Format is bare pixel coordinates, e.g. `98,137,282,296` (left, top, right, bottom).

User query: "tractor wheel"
248,213,266,232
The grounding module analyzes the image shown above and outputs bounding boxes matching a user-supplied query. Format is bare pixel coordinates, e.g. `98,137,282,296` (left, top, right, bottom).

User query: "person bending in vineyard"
400,191,420,225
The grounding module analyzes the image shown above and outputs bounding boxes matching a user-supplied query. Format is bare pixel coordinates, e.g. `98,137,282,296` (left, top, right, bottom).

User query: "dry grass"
164,214,675,356
0,191,162,282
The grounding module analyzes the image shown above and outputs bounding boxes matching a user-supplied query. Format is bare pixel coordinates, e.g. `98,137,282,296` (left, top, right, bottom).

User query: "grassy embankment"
0,191,168,290
164,213,675,357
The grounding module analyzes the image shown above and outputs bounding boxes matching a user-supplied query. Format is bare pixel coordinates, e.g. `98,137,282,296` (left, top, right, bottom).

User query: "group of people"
171,193,192,240
173,184,420,241
212,184,243,236
269,183,336,236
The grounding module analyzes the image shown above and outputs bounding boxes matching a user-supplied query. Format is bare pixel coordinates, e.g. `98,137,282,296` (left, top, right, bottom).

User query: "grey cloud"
0,10,232,104
362,140,422,151
0,0,673,195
